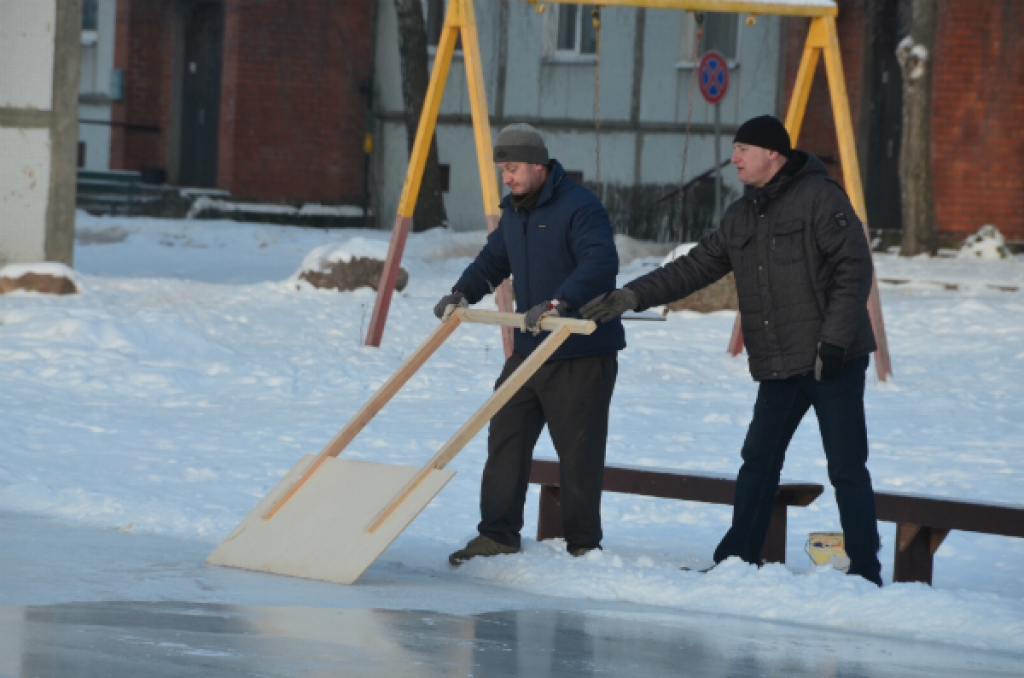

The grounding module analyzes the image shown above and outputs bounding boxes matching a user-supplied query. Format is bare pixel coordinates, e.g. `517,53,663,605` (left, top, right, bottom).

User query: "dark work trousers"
478,351,618,552
712,355,883,585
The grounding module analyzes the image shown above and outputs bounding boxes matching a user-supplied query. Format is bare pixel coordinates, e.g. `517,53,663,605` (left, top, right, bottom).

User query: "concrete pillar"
0,0,81,267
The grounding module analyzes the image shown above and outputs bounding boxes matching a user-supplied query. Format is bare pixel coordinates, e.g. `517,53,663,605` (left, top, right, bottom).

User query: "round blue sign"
698,50,729,105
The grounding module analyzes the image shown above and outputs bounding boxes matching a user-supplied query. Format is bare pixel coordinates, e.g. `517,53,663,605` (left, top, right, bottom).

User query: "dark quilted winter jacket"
454,160,626,361
626,152,876,381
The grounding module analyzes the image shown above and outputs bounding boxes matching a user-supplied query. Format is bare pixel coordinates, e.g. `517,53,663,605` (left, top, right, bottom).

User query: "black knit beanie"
493,123,549,165
733,115,792,157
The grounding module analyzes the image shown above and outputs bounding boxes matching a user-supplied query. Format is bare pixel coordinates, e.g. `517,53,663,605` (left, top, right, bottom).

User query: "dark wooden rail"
529,459,824,564
874,491,1024,585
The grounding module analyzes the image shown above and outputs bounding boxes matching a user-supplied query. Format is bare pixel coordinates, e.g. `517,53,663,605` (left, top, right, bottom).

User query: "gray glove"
433,291,467,321
523,300,569,336
580,288,637,323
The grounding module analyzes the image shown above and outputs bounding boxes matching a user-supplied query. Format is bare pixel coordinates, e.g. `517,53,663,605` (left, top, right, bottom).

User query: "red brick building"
780,0,1024,243
110,0,374,205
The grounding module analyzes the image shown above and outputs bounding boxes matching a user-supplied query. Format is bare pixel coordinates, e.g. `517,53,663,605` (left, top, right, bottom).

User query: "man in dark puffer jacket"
436,124,625,566
581,115,882,586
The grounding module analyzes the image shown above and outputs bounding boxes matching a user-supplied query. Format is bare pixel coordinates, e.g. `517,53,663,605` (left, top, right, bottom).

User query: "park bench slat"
529,458,824,565
874,492,1024,539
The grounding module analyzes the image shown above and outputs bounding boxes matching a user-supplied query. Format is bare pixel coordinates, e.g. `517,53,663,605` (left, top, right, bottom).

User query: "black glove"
580,288,637,323
433,291,467,321
814,342,845,381
523,300,569,336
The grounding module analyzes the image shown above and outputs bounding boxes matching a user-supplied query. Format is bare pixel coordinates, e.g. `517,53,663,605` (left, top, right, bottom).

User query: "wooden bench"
875,491,1024,585
529,459,824,564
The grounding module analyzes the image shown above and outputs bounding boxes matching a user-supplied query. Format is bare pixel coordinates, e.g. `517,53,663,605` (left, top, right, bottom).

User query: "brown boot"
449,535,519,566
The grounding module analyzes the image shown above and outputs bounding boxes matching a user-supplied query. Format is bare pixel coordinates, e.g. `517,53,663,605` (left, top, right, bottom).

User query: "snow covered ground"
1,213,1023,655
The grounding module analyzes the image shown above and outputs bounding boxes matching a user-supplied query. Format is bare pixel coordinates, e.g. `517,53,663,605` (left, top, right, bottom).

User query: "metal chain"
592,7,602,190
674,12,704,248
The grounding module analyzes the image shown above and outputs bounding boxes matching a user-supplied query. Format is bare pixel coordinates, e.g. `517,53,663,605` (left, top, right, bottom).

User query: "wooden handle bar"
455,308,596,335
366,324,574,533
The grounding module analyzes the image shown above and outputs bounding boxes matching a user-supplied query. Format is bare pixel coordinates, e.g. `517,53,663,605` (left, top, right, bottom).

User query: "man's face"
731,143,783,188
498,162,548,196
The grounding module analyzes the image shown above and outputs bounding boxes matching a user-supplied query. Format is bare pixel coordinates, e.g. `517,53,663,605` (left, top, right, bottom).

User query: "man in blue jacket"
435,123,625,565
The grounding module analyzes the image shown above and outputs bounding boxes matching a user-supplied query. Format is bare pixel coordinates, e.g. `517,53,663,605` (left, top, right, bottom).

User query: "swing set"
365,0,892,381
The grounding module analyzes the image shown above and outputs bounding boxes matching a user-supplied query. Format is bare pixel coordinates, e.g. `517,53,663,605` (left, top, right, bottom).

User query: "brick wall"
219,0,373,203
782,0,1024,242
111,0,373,205
110,0,174,174
931,0,1024,241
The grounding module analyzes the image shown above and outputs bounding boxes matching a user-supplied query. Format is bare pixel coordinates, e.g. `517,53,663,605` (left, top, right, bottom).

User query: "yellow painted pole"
365,5,460,347
458,0,515,357
396,25,459,218
783,17,827,146
821,16,893,380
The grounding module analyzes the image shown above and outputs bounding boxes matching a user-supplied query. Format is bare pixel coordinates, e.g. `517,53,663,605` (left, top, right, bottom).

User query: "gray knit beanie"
493,123,549,165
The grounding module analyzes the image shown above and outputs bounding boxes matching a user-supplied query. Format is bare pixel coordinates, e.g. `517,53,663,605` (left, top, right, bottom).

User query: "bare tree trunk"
896,0,937,256
393,0,448,232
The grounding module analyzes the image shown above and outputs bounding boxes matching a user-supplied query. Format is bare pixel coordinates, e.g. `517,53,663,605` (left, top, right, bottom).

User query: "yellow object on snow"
806,531,850,572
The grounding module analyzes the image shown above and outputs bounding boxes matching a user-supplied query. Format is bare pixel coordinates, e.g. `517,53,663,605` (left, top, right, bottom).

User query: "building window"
678,12,739,67
556,4,597,56
703,12,738,60
425,0,461,52
82,0,98,31
425,0,444,46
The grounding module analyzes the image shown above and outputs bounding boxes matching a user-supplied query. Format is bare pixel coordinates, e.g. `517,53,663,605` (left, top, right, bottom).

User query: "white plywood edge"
207,455,456,585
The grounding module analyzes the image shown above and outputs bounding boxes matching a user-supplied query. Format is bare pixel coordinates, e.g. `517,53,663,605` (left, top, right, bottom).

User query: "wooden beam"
459,0,515,357
264,314,463,520
366,325,574,533
365,6,460,348
529,1,838,18
457,308,596,335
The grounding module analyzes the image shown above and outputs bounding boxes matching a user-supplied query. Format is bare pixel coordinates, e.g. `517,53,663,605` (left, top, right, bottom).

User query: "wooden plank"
209,456,455,585
821,16,893,381
262,314,463,520
875,491,1024,538
457,308,596,335
529,1,838,19
531,459,823,507
537,485,562,541
892,523,936,585
366,326,574,533
762,499,788,564
365,13,459,348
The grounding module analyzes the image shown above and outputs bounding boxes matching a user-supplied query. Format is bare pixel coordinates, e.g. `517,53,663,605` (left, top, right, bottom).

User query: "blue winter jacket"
454,160,626,361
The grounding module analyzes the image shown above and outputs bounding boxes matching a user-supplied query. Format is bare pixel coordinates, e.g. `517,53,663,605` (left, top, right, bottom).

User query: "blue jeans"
713,355,883,585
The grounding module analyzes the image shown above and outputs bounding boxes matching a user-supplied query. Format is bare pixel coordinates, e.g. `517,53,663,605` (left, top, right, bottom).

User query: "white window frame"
675,12,741,71
546,3,597,64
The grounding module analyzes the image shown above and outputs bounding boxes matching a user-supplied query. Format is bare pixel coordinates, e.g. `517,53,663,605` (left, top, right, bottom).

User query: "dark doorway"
863,0,909,231
179,1,224,188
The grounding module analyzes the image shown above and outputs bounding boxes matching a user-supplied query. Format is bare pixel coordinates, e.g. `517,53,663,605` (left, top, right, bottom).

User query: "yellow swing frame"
365,0,892,380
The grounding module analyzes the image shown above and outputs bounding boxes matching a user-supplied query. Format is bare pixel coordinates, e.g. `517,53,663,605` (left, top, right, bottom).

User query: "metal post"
713,101,722,226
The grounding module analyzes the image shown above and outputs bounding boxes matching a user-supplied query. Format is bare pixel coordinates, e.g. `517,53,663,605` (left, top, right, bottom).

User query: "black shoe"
449,535,519,566
569,547,595,557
